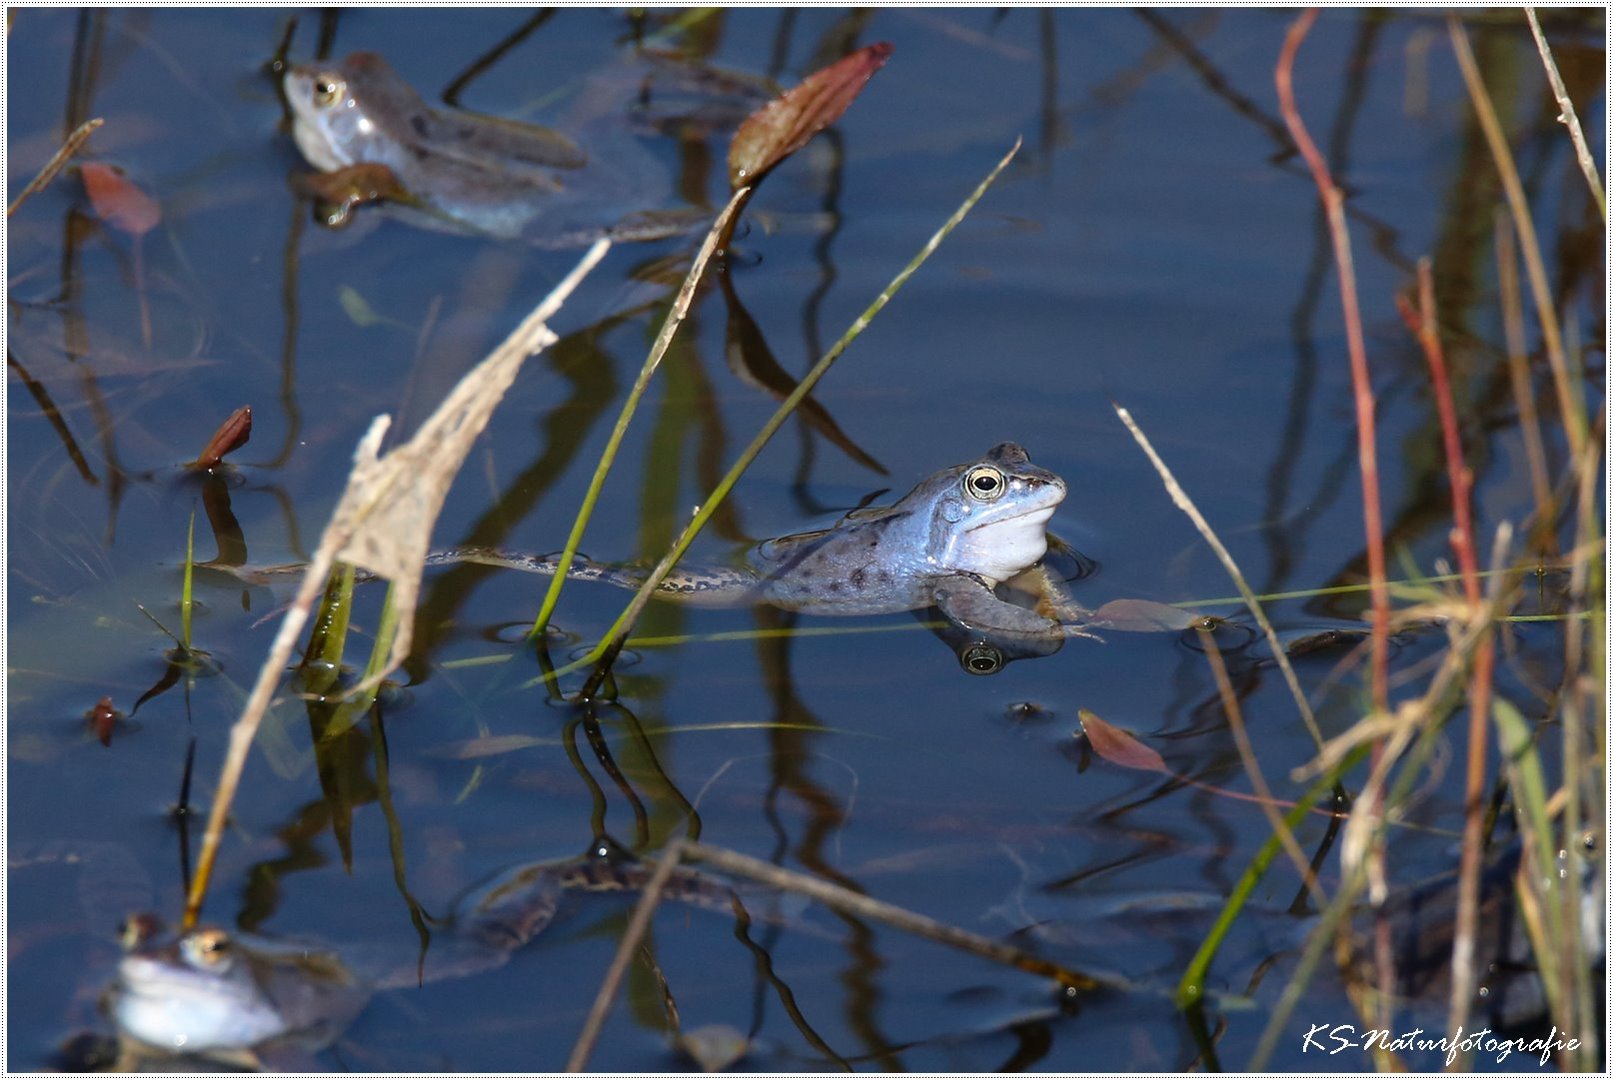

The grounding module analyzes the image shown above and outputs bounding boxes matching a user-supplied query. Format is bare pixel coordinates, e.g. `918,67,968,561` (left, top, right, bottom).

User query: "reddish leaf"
728,42,893,189
1087,598,1197,633
1077,710,1168,774
80,162,160,236
84,695,123,747
190,406,252,469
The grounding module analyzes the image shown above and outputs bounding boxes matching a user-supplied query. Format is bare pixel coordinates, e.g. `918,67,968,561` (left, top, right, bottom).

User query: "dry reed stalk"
181,241,610,929
1494,210,1556,532
1523,8,1605,217
566,838,688,1072
1112,404,1324,749
7,116,101,216
1447,16,1585,460
1195,629,1326,907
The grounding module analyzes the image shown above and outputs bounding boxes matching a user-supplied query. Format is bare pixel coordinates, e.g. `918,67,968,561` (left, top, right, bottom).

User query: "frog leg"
1004,563,1094,624
933,574,1100,641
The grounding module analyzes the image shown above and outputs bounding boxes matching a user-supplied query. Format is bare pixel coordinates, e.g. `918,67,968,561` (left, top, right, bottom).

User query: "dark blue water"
7,9,1603,1071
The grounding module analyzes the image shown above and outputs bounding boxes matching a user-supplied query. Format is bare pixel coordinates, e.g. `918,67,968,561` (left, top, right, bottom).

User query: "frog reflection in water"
110,841,758,1060
283,51,699,245
245,443,1094,642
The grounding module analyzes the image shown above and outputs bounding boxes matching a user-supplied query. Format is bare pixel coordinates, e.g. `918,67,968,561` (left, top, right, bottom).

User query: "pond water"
7,8,1604,1072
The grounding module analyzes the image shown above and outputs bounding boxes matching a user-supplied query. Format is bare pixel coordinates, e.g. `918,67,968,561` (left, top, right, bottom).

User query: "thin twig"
566,838,688,1072
1112,404,1323,749
1524,8,1605,217
680,839,1102,991
7,116,102,216
1196,628,1325,907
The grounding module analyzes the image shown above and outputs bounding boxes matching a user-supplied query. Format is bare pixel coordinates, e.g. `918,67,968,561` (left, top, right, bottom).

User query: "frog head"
110,920,290,1054
109,917,361,1057
922,443,1066,584
283,53,419,173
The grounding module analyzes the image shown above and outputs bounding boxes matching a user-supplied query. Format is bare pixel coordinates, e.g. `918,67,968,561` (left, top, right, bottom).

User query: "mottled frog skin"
239,444,1090,639
283,52,681,245
109,841,753,1058
413,443,1089,639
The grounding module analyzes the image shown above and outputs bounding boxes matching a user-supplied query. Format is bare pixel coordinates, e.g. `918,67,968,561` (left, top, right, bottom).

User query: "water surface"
7,8,1604,1071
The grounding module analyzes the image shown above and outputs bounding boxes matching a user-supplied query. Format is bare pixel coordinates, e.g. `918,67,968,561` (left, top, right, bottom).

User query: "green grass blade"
1175,743,1366,1007
548,138,1022,691
530,194,750,638
181,508,196,650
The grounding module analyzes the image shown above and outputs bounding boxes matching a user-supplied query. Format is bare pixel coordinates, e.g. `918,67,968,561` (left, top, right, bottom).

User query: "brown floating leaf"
84,695,122,747
80,162,160,236
1077,709,1168,774
1087,597,1197,633
190,406,252,470
728,42,893,189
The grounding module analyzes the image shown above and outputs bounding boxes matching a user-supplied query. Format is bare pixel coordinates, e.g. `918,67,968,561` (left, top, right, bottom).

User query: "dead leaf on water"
80,162,160,236
189,406,252,470
84,695,123,747
80,161,160,346
1087,598,1197,633
1077,709,1168,774
728,42,893,188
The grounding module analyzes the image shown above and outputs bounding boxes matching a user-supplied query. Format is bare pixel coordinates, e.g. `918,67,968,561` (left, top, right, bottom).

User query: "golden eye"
964,465,1006,501
314,75,345,107
117,913,162,952
182,929,233,969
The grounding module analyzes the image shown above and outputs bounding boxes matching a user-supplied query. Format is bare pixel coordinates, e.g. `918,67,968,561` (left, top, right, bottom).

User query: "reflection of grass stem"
1448,16,1585,459
181,509,196,650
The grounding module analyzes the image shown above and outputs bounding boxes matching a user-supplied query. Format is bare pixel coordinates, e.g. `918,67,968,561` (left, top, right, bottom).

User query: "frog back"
747,508,939,616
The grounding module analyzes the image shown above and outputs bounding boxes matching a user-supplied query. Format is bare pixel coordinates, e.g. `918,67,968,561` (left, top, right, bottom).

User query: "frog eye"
117,913,163,952
959,643,1004,675
964,465,1006,502
313,74,346,108
181,929,234,969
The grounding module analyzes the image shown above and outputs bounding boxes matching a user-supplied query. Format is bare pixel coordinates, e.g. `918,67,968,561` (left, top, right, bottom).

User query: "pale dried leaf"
1087,597,1196,632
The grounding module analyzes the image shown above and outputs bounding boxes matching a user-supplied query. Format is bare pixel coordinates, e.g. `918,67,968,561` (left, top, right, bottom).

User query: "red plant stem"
1400,259,1494,1062
1274,11,1389,713
1275,9,1394,1036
